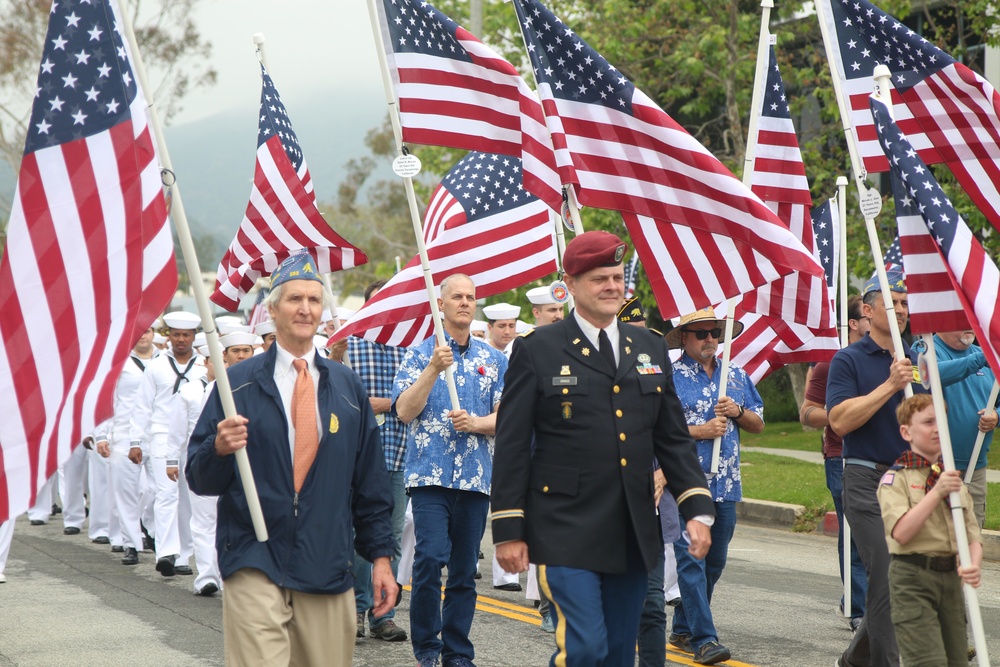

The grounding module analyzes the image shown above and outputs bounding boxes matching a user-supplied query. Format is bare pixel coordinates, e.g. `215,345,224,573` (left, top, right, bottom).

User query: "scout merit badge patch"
635,353,662,375
329,414,339,434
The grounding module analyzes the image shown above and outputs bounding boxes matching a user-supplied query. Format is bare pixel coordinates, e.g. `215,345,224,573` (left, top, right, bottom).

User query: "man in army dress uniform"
491,231,714,667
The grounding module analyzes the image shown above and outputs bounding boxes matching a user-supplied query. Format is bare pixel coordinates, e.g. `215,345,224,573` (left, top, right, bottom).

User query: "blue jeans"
825,457,868,620
637,542,667,667
671,501,736,651
354,471,407,626
409,486,489,665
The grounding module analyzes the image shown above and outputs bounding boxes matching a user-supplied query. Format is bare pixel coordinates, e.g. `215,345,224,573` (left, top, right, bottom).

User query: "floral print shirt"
671,353,764,502
392,331,507,495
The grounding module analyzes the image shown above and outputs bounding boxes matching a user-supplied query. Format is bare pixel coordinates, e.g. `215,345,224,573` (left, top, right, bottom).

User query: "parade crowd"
0,233,993,667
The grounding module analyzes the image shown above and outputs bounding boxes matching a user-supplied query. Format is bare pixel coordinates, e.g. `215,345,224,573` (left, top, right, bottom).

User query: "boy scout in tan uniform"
877,394,983,667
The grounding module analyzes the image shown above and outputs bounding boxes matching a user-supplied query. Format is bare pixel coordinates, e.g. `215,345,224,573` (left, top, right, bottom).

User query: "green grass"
741,449,1000,532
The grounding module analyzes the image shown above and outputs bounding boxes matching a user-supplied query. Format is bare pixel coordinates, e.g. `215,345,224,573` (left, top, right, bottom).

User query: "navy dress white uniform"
492,231,714,667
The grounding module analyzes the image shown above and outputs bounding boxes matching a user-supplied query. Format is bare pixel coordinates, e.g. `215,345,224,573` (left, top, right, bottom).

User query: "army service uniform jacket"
490,313,714,574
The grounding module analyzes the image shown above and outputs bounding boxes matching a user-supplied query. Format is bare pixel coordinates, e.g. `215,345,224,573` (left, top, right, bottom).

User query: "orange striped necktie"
291,358,318,492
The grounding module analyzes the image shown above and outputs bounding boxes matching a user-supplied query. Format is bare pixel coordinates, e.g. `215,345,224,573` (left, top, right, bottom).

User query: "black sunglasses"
682,327,722,340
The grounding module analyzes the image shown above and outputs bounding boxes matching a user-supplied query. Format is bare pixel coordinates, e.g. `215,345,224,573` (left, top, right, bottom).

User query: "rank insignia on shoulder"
329,414,340,434
648,328,664,337
880,472,894,486
520,328,535,337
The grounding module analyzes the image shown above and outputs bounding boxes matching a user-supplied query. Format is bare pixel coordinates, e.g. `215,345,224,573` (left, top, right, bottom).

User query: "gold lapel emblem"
561,401,572,419
572,338,581,345
626,336,633,343
560,365,571,376
624,346,631,355
329,414,339,434
581,347,590,357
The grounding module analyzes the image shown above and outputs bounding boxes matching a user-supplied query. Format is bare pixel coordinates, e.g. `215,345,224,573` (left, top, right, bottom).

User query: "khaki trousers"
223,568,355,667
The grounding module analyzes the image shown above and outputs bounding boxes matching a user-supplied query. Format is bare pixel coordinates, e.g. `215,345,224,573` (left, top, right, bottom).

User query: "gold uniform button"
615,409,623,418
656,386,662,393
619,433,626,442
562,388,569,395
620,458,627,467
542,485,550,493
613,385,620,394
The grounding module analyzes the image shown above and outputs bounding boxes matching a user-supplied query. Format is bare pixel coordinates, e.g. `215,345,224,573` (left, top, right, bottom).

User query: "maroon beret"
562,231,629,276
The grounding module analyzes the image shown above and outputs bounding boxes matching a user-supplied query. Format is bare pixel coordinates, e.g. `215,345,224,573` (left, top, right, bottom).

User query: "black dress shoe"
29,519,45,526
92,536,110,545
142,536,155,552
63,526,81,535
111,545,125,553
121,548,139,565
51,504,61,516
175,565,194,576
156,554,177,577
196,583,219,597
494,582,522,592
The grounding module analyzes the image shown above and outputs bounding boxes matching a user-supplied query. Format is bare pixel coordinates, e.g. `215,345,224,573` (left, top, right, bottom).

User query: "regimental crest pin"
329,413,339,434
560,365,571,376
581,347,590,357
624,346,631,355
637,353,651,364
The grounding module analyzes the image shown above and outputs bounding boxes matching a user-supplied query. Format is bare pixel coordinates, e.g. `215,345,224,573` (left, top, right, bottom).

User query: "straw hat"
664,307,744,349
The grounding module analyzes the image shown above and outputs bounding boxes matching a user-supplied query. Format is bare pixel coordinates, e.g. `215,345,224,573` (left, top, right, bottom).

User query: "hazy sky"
172,0,387,128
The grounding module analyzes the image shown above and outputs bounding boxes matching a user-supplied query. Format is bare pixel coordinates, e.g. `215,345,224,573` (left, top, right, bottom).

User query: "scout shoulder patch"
880,471,894,486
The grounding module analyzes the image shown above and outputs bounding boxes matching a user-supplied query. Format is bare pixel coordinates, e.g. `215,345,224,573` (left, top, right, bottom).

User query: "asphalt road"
2,516,998,666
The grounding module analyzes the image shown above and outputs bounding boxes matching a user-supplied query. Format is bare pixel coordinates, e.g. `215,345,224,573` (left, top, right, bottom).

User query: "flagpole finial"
253,33,266,46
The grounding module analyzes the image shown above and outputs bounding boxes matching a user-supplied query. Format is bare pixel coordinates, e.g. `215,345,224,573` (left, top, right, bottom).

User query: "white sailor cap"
218,322,249,336
470,320,488,333
336,308,354,322
526,286,557,305
193,332,207,349
162,311,201,330
482,302,520,321
515,320,532,334
196,345,210,358
220,332,257,349
152,333,167,345
253,319,276,336
321,309,334,323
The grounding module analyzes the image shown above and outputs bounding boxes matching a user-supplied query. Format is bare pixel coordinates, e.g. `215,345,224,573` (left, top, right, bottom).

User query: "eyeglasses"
682,327,722,340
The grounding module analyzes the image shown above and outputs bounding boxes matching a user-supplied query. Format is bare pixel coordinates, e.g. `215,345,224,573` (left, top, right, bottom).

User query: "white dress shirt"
273,342,321,460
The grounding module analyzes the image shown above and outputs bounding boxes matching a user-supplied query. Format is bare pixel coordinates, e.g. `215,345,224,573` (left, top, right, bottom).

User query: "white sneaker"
0,573,6,583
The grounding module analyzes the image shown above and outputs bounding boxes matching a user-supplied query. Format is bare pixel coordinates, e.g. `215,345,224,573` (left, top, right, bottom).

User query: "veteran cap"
617,296,646,323
562,231,628,276
163,311,201,330
482,303,520,321
270,252,323,289
863,266,907,296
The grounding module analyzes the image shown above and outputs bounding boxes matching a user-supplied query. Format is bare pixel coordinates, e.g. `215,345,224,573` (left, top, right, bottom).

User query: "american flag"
512,0,825,287
375,0,562,211
870,97,1000,373
811,197,840,296
726,46,838,382
623,251,640,300
209,65,367,311
330,152,557,347
818,0,1000,230
0,0,175,523
883,235,903,271
247,287,270,331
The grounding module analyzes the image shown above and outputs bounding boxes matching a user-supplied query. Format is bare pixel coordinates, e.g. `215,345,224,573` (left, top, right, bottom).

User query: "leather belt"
844,457,891,473
892,553,957,573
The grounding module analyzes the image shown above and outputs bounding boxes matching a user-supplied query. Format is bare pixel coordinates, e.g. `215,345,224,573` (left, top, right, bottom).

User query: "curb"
741,500,1000,562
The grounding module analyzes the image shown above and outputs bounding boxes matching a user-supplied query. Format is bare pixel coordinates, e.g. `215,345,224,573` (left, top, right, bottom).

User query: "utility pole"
470,0,482,36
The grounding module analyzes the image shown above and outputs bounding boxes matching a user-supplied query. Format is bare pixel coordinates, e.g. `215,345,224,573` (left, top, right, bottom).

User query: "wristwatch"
735,404,745,420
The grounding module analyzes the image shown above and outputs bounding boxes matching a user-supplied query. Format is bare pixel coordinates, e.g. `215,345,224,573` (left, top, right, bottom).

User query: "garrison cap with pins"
617,296,646,323
862,266,907,296
270,251,323,289
562,231,628,276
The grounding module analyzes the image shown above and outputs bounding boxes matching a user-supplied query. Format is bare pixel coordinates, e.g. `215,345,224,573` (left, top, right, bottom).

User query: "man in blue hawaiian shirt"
392,273,507,667
667,307,764,665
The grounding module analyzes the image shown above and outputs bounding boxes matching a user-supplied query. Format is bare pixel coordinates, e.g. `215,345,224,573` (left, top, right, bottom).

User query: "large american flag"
209,65,367,311
811,197,840,299
727,46,838,382
375,0,561,211
513,0,824,286
0,0,175,523
330,152,557,347
818,0,1000,230
870,97,1000,374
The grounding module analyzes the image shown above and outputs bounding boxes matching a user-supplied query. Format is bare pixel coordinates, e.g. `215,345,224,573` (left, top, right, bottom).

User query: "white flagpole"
709,0,774,475
835,174,853,618
118,0,268,541
815,4,910,390
964,380,999,485
366,0,460,411
921,336,990,665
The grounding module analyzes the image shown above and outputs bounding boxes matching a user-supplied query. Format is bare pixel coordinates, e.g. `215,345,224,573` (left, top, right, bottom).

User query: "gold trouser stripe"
538,564,568,667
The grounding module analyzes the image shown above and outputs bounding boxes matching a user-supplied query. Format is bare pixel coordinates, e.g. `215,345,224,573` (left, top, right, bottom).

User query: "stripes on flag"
331,152,557,347
870,97,1000,374
819,0,1000,231
0,0,175,523
210,65,366,311
376,0,562,211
